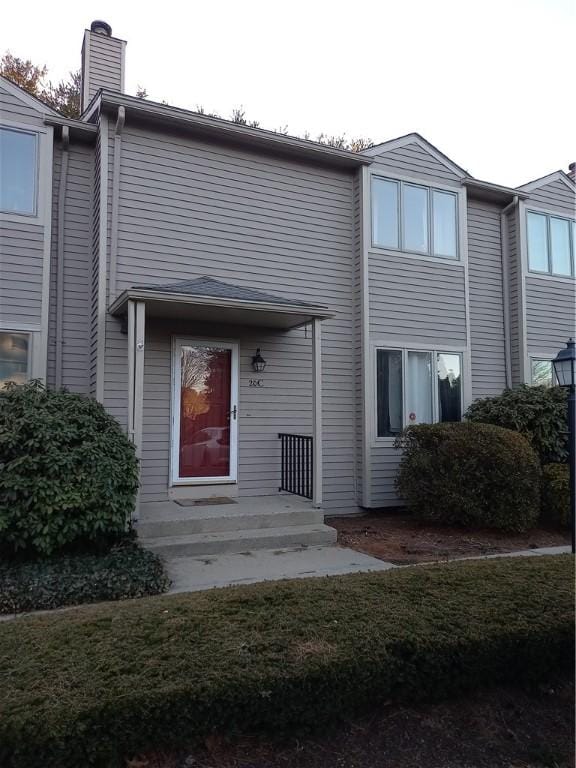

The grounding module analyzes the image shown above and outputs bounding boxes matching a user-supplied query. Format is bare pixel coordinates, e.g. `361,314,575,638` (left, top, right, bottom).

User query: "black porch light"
251,348,267,373
552,337,576,554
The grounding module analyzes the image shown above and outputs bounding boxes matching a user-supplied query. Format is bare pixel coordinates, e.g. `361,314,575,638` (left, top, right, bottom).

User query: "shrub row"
0,382,139,557
0,555,573,768
0,540,170,615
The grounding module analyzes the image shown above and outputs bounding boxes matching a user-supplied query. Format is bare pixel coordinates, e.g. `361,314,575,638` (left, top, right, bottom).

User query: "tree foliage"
0,52,81,118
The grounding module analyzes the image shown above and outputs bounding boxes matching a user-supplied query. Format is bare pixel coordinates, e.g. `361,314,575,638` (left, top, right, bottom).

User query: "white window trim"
370,173,460,262
526,207,575,279
370,341,469,446
0,119,47,225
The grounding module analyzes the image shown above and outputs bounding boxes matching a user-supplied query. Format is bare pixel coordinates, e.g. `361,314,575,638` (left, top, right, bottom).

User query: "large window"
372,177,458,259
527,211,575,277
375,348,463,437
0,332,30,389
0,127,37,215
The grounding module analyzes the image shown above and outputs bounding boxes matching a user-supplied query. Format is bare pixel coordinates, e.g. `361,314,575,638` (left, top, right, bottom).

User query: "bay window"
527,210,575,277
376,347,463,437
372,176,458,259
0,332,30,389
0,127,38,215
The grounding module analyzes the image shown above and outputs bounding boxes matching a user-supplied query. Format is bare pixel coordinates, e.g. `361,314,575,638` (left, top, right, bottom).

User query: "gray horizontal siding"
525,276,576,356
527,179,575,218
47,142,93,392
0,219,44,325
0,85,46,125
506,210,523,386
468,199,507,399
106,124,359,512
368,253,467,346
86,33,123,101
369,141,462,185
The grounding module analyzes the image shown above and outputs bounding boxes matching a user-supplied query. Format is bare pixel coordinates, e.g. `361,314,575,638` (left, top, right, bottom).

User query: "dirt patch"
328,512,570,564
132,680,574,768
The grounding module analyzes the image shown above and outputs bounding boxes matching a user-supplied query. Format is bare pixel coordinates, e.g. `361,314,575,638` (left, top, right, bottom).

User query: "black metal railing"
279,433,313,500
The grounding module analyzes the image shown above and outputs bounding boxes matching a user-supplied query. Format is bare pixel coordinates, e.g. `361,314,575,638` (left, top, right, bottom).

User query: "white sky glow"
4,0,575,187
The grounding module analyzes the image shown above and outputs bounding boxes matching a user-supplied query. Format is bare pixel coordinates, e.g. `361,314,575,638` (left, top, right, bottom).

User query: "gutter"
500,195,519,389
98,91,373,169
55,126,70,388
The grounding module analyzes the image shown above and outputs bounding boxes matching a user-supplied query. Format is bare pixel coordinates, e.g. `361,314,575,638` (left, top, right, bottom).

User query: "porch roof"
109,276,335,329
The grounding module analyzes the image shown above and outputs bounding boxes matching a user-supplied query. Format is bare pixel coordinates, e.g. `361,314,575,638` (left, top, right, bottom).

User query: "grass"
0,555,573,768
0,540,170,614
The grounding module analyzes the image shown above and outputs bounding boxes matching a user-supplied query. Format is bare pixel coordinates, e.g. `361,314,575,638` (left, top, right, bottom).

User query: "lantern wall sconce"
251,348,267,373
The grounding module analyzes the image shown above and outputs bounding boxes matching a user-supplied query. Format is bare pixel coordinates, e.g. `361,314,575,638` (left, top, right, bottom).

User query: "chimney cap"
90,20,112,36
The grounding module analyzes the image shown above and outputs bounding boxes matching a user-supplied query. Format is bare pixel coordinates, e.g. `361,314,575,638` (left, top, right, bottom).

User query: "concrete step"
137,506,324,538
141,523,338,558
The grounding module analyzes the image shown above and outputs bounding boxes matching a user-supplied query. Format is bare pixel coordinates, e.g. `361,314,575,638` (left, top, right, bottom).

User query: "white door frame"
171,337,239,485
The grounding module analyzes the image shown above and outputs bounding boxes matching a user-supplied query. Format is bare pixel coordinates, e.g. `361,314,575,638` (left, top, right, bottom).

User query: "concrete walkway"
165,545,395,593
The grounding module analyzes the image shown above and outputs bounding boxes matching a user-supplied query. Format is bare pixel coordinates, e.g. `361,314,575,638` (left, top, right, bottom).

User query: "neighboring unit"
0,21,574,552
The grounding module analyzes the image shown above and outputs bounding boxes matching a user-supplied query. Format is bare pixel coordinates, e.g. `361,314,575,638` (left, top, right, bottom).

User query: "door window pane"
406,351,433,424
0,128,37,214
179,345,231,479
403,185,429,253
531,359,554,387
432,190,457,258
437,353,462,422
376,349,403,437
550,217,571,276
372,178,399,248
527,212,549,272
0,332,29,388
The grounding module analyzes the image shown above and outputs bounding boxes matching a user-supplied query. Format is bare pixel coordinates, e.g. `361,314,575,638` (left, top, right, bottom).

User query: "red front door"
174,341,238,482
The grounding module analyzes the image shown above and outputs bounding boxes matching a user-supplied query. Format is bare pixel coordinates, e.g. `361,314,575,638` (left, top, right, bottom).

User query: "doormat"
174,497,238,507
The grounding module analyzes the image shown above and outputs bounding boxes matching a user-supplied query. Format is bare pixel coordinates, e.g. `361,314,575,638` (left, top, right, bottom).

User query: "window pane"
550,217,571,276
527,212,549,272
376,350,403,437
432,190,457,258
0,332,29,388
403,185,429,253
406,351,433,425
531,359,553,387
372,178,399,248
0,128,37,214
437,353,462,422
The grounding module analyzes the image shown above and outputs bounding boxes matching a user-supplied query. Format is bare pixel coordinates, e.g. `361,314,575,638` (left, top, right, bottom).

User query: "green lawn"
0,555,573,768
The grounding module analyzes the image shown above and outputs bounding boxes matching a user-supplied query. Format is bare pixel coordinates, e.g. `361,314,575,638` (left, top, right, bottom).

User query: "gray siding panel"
369,141,462,184
527,179,575,218
525,276,576,356
85,34,123,102
506,210,523,386
107,125,359,512
468,199,507,399
0,86,45,125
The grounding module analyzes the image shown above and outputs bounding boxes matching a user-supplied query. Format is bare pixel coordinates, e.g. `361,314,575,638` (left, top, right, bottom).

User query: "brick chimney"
81,20,126,113
568,162,575,182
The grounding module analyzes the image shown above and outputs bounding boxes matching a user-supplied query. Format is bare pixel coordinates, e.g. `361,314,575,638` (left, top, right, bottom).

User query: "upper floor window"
372,177,458,259
0,332,30,389
376,347,462,438
0,127,37,215
527,211,575,277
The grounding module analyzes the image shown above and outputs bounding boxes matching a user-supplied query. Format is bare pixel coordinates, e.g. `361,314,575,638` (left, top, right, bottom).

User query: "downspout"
500,195,518,389
55,126,70,389
109,106,126,302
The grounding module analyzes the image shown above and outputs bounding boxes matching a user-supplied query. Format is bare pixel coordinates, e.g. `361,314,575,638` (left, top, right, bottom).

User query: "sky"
3,0,575,187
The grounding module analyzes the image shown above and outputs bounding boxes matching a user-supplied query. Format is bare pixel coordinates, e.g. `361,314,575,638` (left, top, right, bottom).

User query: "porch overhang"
109,282,335,330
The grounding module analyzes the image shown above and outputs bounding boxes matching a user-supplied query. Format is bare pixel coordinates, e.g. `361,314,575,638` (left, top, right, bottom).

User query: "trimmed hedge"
0,556,573,768
466,385,568,464
0,381,139,556
0,540,170,615
395,422,541,531
541,464,570,529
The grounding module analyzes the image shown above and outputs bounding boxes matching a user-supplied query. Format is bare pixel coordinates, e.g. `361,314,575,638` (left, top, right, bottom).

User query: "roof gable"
518,169,576,194
0,74,59,117
362,132,468,179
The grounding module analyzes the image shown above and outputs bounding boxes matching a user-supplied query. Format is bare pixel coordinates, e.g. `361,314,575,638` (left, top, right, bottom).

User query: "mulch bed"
135,680,575,768
328,512,571,564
